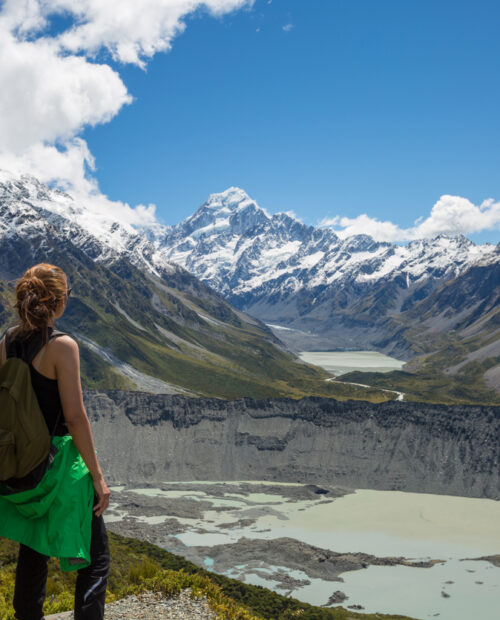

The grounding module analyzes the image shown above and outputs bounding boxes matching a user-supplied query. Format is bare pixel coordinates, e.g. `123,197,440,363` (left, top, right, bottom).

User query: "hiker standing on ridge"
0,263,110,620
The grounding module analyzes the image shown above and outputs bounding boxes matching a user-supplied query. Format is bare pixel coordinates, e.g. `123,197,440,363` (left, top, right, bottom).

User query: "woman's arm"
54,335,110,517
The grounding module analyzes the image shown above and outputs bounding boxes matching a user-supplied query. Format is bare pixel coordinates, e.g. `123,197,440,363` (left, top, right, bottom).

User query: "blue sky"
0,0,499,243
79,0,500,243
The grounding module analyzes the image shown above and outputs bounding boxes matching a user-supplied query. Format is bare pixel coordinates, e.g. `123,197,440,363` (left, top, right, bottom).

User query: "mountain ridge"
0,171,397,402
1,171,498,403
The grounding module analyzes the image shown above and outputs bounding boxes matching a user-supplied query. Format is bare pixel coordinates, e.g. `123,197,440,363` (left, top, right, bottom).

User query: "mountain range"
149,187,497,349
0,171,391,402
148,186,500,403
0,171,498,404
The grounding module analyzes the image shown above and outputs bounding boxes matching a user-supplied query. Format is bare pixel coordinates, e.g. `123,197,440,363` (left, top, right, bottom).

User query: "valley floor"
104,481,500,620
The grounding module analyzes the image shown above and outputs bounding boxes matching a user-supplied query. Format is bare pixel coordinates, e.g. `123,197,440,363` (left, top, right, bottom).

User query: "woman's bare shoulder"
50,334,79,353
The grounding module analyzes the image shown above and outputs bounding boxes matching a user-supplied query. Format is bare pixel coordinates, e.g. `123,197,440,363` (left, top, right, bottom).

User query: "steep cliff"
83,391,500,499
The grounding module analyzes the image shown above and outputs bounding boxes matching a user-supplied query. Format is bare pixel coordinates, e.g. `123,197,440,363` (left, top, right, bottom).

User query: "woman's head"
13,263,70,339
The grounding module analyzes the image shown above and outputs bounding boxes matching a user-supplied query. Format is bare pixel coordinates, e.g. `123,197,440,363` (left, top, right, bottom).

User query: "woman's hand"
92,474,111,517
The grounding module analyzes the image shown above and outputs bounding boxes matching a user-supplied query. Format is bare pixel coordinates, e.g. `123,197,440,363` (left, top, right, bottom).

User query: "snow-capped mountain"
1,171,498,360
0,170,181,280
158,186,495,294
148,186,498,354
2,171,333,399
4,171,494,322
1,171,498,402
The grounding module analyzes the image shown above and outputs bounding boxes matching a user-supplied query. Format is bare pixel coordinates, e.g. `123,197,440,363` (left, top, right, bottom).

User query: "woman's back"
3,326,72,436
0,262,110,619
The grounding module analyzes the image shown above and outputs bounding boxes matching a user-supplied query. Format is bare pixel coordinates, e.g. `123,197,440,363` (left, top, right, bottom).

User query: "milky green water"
106,484,500,619
298,350,406,376
232,559,500,620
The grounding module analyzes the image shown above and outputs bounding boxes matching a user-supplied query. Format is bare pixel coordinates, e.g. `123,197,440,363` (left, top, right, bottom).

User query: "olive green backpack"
0,327,66,489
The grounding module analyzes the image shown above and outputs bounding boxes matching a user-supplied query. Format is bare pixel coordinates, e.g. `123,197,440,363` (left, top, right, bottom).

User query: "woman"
0,263,111,620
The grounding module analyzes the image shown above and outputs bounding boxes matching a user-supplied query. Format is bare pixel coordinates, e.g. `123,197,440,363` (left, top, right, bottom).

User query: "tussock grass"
0,533,416,619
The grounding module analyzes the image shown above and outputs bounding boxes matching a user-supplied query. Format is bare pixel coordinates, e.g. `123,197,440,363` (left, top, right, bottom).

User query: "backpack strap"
0,329,6,366
49,329,68,341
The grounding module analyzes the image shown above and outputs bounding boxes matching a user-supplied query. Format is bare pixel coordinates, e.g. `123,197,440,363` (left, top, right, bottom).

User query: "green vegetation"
0,533,416,619
355,262,500,406
338,331,500,406
339,366,500,405
0,253,394,403
78,344,136,391
3,244,496,405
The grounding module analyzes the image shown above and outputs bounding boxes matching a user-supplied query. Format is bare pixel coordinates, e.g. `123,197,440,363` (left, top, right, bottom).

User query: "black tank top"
4,326,70,437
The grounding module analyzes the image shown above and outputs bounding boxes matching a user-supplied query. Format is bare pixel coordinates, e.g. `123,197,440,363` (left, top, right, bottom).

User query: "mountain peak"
203,187,270,217
174,187,272,240
206,186,251,205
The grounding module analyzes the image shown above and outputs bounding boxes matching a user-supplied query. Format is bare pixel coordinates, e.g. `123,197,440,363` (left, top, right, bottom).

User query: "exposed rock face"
186,536,439,583
83,391,500,499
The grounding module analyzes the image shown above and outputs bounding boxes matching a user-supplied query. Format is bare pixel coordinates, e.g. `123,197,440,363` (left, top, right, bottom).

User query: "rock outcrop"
83,391,500,499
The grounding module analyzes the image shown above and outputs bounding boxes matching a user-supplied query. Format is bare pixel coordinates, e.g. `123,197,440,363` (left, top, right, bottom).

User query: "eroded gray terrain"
83,391,499,612
83,391,500,499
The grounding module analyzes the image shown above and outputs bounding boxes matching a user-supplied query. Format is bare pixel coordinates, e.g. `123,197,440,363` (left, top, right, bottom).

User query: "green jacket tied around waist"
0,435,94,571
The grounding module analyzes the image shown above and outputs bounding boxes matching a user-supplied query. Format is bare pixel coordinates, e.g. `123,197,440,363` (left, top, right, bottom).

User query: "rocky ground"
187,536,440,584
45,588,217,619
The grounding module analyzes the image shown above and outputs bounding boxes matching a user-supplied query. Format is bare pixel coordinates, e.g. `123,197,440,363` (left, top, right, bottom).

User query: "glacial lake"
105,483,500,620
297,350,406,376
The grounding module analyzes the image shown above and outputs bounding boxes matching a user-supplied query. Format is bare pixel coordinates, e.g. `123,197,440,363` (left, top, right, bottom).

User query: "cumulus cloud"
282,23,294,32
0,31,131,152
318,195,500,242
1,0,254,66
0,0,254,221
414,195,500,238
0,139,96,195
319,213,406,242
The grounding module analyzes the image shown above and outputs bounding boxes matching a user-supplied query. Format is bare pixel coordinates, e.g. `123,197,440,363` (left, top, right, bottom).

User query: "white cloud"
318,195,500,242
0,139,97,196
413,195,500,238
0,0,254,220
319,213,407,241
1,0,254,67
282,23,294,32
0,30,131,152
74,189,159,228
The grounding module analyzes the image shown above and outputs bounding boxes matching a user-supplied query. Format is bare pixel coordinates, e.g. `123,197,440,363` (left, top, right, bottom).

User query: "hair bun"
13,263,68,336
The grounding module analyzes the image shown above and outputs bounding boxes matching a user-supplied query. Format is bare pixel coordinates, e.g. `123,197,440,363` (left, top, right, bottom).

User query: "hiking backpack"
0,327,67,487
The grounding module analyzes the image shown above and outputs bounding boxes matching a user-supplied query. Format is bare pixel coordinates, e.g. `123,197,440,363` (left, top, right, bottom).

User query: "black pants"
13,496,110,620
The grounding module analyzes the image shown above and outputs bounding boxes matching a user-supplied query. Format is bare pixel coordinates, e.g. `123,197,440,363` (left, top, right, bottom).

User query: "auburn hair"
12,263,69,343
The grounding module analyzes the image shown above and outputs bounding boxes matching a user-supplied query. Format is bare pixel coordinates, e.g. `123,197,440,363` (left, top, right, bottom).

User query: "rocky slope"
83,391,500,500
151,187,498,355
1,171,377,400
338,253,500,403
145,186,500,402
374,248,500,360
1,171,498,403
